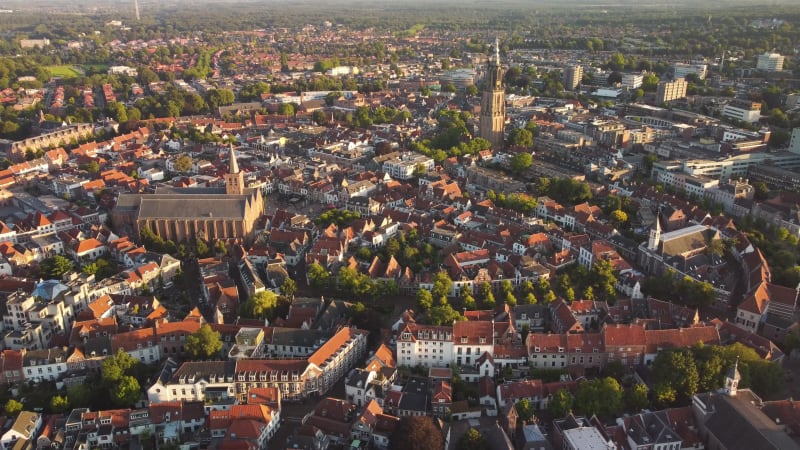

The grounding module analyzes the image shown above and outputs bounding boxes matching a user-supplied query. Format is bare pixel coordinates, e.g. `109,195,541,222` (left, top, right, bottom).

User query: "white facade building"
757,53,785,71
396,324,453,368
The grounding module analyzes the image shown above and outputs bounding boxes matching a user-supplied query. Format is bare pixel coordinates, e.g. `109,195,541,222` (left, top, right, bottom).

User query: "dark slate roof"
701,392,800,450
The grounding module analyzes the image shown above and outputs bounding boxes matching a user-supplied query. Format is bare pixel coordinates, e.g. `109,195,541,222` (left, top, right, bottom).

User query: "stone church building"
112,145,264,245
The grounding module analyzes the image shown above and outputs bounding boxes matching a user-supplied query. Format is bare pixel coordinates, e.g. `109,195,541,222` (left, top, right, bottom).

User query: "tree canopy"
390,416,444,450
240,290,279,320
39,255,74,280
185,324,223,359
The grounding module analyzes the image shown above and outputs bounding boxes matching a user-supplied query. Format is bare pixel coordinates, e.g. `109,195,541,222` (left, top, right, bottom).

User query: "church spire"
229,142,239,175
724,357,741,397
225,142,244,196
495,36,500,65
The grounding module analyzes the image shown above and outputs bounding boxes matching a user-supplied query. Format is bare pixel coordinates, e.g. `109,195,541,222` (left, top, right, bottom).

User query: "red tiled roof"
307,327,365,368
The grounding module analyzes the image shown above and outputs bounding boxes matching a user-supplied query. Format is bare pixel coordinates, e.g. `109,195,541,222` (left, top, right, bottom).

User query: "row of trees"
517,376,645,422
641,269,717,308
519,343,782,422
650,343,783,405
353,229,439,274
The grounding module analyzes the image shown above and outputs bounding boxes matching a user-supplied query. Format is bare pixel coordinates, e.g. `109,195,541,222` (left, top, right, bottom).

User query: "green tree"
185,324,223,359
508,129,534,148
417,288,434,311
651,349,699,405
307,262,330,288
431,271,453,299
549,389,574,418
173,153,192,173
624,384,649,412
642,73,660,91
112,375,141,407
195,238,210,258
523,292,538,305
483,290,496,309
428,302,464,325
67,384,92,407
505,291,517,306
4,399,22,416
456,427,489,450
521,280,534,295
574,377,623,419
515,398,535,421
39,255,74,280
280,278,297,298
610,209,628,225
500,279,514,297
653,383,676,408
214,240,227,256
241,291,279,319
278,103,296,116
50,395,70,413
102,349,138,383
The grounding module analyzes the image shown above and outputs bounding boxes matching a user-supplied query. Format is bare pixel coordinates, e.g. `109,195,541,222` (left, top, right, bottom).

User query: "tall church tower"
647,217,661,251
225,143,244,196
480,38,506,149
723,357,741,397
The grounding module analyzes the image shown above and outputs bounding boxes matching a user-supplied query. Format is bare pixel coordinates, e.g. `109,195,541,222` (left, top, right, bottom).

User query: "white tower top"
494,37,500,65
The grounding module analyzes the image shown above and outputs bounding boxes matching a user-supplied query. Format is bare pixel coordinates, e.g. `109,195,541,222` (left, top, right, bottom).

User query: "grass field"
82,64,109,75
45,65,83,78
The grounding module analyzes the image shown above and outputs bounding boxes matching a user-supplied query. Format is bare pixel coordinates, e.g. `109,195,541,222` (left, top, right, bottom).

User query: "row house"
352,400,400,450
524,321,722,371
111,327,160,364
496,379,579,410
736,281,799,342
209,403,280,448
396,324,454,368
0,350,23,385
302,397,358,446
643,326,721,364
453,321,495,367
232,326,367,402
1,411,42,450
397,320,519,369
527,333,606,370
22,347,69,383
234,359,321,402
603,324,649,366
148,401,206,444
147,360,237,403
630,297,700,328
263,327,331,358
308,326,369,395
154,320,202,359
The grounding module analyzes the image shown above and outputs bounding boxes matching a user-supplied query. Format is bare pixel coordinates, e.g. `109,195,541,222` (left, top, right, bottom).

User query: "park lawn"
45,65,82,78
81,64,109,74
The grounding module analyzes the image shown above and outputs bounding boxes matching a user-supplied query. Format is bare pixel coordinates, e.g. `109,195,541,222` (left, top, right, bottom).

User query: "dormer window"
402,333,411,340
521,313,527,320
479,337,486,344
461,337,467,344
558,347,564,353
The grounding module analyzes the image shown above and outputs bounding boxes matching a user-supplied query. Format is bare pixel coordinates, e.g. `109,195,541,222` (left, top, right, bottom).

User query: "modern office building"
655,78,688,104
756,52,785,71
